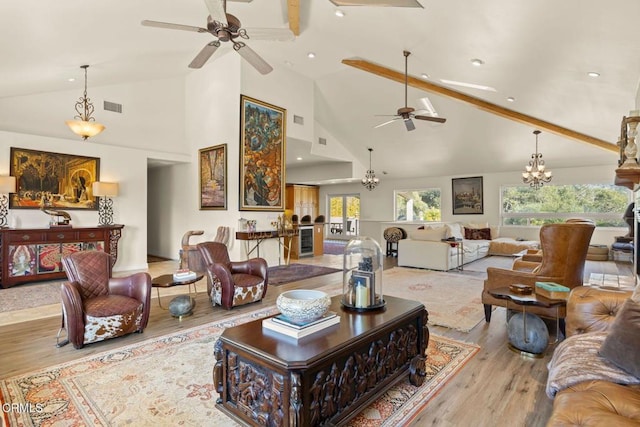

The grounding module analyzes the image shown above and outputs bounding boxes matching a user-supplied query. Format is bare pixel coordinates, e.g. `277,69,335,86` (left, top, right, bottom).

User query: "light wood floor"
0,255,632,427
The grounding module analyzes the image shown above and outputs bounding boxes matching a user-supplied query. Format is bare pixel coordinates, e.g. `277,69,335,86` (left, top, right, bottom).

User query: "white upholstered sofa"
397,222,539,271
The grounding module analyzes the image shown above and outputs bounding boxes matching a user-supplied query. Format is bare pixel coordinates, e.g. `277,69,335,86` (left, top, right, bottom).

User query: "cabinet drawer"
7,232,45,243
46,231,77,241
79,230,103,240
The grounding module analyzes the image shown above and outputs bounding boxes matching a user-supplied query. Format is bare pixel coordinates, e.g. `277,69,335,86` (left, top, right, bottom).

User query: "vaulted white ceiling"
1,0,638,183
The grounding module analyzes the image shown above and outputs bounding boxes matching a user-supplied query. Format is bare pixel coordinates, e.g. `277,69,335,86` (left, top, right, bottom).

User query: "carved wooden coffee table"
213,295,429,426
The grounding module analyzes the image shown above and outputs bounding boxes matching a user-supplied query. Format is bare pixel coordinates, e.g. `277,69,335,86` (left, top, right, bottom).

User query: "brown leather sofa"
546,287,640,426
483,221,595,322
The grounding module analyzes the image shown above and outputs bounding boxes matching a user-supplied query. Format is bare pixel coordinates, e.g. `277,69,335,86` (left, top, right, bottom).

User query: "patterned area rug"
0,307,478,427
323,239,348,255
0,281,61,313
268,263,342,285
383,267,486,332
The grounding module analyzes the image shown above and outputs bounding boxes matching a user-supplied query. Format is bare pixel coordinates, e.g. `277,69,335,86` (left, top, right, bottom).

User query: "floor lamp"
0,176,16,228
92,182,119,226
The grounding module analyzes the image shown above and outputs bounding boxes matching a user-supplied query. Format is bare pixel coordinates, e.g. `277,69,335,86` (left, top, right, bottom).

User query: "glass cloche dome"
342,236,385,311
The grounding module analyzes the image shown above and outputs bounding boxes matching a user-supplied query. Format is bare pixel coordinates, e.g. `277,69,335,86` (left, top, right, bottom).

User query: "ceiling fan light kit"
141,0,293,75
522,130,552,189
362,148,379,191
65,65,105,140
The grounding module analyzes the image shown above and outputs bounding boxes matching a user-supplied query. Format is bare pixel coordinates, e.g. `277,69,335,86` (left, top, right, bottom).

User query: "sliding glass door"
328,194,360,240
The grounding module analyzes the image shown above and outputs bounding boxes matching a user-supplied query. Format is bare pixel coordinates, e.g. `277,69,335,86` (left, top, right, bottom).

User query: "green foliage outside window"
501,184,630,227
395,189,441,221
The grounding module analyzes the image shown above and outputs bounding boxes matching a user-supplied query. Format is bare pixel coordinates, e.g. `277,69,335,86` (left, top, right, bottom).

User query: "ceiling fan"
374,51,447,131
141,0,294,74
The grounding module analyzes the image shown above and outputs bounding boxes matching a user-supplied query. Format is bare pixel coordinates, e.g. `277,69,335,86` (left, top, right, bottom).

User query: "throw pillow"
464,227,492,240
598,298,640,378
445,223,464,240
409,227,447,241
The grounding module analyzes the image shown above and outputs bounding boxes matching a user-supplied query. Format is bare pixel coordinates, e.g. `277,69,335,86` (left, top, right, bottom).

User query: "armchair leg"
484,304,492,322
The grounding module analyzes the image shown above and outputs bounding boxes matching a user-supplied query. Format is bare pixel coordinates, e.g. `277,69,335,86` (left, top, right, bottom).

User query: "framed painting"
199,144,227,210
452,176,483,215
10,147,99,210
239,95,286,211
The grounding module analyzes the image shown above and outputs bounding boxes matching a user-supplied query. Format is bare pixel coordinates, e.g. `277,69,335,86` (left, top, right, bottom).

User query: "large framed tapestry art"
452,176,483,215
239,95,286,211
9,147,99,210
199,144,227,210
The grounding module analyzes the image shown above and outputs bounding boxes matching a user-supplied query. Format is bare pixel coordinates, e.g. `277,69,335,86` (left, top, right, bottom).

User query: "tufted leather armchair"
197,241,268,310
59,251,151,349
483,221,595,321
547,286,640,426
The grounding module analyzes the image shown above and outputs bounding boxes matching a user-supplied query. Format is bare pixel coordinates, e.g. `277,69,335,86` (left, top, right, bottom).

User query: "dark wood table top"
219,295,425,368
489,286,566,308
151,272,204,288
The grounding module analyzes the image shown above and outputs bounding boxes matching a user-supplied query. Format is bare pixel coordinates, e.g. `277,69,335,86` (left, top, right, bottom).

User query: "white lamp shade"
92,181,118,197
0,176,16,193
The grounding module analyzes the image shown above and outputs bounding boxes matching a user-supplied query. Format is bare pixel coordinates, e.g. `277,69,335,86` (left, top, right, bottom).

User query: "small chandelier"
522,130,552,189
65,65,105,140
361,148,379,191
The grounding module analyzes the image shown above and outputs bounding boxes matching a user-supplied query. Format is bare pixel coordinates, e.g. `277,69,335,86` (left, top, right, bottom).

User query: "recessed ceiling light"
421,73,429,79
507,96,515,102
307,52,316,59
67,78,76,82
296,157,303,161
470,58,484,67
439,79,497,92
335,10,345,17
587,71,600,78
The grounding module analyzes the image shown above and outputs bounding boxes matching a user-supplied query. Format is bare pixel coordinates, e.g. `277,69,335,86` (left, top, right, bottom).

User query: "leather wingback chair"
197,241,268,310
60,251,152,349
482,221,595,322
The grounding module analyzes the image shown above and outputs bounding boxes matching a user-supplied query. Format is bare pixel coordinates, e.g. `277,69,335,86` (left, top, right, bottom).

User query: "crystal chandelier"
361,148,379,191
522,130,552,189
65,65,105,140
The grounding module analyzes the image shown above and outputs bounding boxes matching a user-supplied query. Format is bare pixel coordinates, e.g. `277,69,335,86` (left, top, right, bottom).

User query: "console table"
0,225,124,288
213,295,429,426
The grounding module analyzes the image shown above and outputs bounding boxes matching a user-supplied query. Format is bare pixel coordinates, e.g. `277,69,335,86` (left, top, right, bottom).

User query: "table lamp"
0,176,16,228
92,181,118,226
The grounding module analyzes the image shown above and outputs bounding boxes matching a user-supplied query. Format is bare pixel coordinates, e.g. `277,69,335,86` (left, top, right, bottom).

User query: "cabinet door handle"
57,234,65,239
21,235,30,241
88,232,96,238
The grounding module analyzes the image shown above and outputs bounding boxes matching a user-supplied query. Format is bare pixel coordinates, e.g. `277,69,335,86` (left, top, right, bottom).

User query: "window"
500,184,631,227
395,189,441,221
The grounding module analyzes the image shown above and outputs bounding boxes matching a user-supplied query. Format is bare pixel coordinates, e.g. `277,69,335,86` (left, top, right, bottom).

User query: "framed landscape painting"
9,147,99,210
239,95,286,211
452,176,483,215
199,144,227,210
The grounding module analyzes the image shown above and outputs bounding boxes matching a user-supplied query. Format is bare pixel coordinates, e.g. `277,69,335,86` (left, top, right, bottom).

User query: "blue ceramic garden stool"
507,312,549,357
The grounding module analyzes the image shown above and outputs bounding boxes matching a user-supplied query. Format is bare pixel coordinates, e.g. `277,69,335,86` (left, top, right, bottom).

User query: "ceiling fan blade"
329,0,423,7
234,42,273,74
189,41,221,69
374,118,400,129
141,20,207,33
404,118,416,131
244,28,295,41
204,0,228,25
414,115,447,123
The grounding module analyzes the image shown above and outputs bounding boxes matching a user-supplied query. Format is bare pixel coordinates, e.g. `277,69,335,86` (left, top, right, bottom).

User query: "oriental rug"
0,308,478,427
268,263,342,286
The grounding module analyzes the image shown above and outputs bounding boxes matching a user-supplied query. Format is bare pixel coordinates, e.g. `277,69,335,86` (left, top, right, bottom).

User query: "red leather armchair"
483,221,595,322
59,251,151,349
197,241,268,310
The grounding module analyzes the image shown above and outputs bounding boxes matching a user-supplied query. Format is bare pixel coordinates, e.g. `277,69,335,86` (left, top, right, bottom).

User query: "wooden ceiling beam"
342,58,617,153
288,0,300,36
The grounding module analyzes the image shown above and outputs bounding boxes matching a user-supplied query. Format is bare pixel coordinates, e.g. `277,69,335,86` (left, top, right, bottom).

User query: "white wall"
319,164,627,247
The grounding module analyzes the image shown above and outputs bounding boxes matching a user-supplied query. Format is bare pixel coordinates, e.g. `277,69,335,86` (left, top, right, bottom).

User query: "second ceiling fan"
375,50,446,131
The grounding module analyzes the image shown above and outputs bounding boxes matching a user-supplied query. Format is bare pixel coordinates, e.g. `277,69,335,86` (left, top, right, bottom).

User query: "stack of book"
262,311,340,339
535,282,570,300
173,269,197,282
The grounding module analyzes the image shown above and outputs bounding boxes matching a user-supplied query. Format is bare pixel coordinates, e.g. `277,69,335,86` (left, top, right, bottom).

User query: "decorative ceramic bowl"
276,290,331,324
